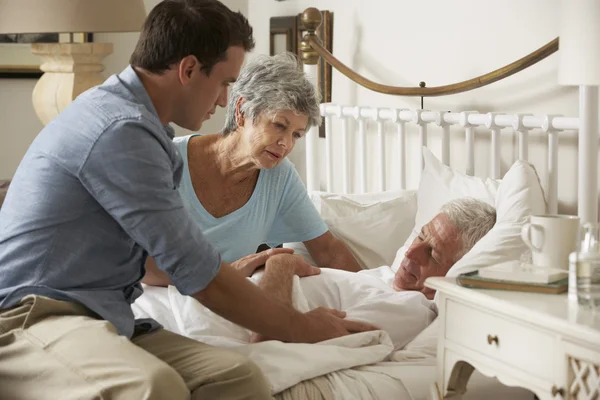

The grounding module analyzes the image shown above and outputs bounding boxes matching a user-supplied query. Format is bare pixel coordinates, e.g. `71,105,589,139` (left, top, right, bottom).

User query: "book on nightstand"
477,260,569,283
457,266,569,294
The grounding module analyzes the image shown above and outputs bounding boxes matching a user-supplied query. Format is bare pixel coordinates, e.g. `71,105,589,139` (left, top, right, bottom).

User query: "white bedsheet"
133,274,535,399
132,267,437,396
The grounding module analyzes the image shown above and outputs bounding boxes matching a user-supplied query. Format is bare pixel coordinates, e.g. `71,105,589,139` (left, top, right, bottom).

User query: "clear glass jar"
576,253,600,308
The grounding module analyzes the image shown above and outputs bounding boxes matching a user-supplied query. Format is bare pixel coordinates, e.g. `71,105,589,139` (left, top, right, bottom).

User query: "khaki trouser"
0,295,272,400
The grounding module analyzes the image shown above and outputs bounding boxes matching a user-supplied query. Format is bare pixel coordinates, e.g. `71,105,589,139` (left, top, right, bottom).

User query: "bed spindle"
460,112,476,176
325,115,334,192
436,111,450,166
513,114,531,161
338,106,350,194
413,110,427,175
518,130,529,161
306,105,320,192
391,109,407,190
486,113,502,179
543,115,560,214
356,109,368,194
374,108,386,192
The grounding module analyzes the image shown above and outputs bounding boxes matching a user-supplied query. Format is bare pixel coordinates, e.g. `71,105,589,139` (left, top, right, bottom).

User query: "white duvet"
132,267,437,396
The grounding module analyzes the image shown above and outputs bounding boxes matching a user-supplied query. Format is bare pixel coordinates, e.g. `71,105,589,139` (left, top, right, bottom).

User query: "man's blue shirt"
0,66,222,337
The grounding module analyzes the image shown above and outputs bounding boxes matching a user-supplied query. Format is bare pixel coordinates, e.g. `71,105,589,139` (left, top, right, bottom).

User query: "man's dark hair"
130,0,254,75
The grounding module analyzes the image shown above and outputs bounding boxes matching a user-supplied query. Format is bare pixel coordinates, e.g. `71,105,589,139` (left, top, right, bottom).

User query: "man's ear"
178,55,200,85
235,97,245,127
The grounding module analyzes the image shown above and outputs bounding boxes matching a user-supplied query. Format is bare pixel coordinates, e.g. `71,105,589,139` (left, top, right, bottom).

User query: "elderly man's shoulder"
357,265,398,288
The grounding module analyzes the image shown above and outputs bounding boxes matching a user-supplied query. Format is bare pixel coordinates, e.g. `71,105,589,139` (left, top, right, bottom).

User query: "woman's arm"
142,247,296,287
304,231,362,272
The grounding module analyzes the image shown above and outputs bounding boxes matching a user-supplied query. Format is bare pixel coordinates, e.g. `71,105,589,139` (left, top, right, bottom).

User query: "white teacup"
521,214,580,270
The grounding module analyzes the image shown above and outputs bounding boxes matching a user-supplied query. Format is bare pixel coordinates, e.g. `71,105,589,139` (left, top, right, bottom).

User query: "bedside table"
425,277,600,400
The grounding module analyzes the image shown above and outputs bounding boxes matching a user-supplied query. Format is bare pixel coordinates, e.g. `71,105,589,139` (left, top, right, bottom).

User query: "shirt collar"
118,65,175,139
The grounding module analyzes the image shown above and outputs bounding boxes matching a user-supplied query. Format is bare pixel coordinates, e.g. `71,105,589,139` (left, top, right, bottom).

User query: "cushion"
284,190,417,269
394,146,546,277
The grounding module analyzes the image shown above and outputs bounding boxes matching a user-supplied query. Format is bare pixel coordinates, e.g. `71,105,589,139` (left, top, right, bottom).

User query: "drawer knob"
551,385,564,397
487,334,499,346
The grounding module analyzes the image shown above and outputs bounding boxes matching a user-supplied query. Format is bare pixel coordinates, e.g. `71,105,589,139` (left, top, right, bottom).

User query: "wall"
0,0,590,213
248,0,586,213
0,0,248,179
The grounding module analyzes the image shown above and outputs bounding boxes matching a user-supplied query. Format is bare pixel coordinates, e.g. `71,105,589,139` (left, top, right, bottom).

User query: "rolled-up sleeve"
77,118,221,295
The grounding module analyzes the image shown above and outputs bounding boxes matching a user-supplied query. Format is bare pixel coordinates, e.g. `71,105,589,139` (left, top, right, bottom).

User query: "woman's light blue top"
173,135,327,263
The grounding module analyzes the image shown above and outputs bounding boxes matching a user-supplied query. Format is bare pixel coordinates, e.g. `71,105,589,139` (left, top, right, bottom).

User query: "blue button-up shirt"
0,66,221,337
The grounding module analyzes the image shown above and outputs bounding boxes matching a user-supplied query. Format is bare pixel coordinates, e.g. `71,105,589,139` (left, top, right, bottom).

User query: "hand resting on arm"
250,254,378,343
143,247,294,286
192,258,378,344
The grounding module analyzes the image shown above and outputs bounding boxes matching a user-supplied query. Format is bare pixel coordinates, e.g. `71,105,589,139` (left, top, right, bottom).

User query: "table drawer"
445,298,556,380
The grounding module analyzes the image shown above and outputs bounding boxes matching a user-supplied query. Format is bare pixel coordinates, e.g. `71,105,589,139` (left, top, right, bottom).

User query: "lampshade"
558,0,600,86
0,0,146,34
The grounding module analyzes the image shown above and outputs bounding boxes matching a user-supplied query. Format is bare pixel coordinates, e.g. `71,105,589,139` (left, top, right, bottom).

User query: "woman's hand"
231,248,295,277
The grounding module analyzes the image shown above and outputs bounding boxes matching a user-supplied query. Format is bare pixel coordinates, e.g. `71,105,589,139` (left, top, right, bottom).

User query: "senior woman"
143,53,361,287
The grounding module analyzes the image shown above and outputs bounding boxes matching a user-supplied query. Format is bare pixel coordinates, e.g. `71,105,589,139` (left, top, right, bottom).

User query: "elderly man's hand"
231,248,295,277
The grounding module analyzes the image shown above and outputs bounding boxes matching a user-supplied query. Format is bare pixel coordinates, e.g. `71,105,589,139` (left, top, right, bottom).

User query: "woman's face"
241,110,309,169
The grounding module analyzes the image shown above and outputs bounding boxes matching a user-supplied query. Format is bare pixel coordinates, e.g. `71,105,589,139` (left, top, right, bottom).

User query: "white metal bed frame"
299,9,598,228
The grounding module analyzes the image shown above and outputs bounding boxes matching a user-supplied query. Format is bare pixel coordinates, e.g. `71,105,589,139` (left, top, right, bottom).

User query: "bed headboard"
297,7,599,227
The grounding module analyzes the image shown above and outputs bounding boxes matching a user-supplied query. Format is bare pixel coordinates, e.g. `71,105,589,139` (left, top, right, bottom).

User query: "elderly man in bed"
250,197,496,347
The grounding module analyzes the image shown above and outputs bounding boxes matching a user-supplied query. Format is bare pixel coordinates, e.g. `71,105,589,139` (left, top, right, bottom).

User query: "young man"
0,1,374,399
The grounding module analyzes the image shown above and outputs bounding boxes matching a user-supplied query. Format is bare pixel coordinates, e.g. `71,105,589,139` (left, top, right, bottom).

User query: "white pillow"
307,190,412,215
395,147,546,277
284,190,417,269
448,157,546,276
408,147,500,244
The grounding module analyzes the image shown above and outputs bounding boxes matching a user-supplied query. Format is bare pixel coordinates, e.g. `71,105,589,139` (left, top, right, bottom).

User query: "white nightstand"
425,277,600,400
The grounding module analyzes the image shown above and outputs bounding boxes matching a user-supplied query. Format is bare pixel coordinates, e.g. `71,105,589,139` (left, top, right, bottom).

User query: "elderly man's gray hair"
440,198,496,260
222,52,322,135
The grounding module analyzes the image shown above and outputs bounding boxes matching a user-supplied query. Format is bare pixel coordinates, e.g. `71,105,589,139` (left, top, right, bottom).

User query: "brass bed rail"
299,7,559,97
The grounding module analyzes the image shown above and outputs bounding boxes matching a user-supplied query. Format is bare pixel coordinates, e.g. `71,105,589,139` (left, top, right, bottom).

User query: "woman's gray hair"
222,52,321,135
440,198,497,260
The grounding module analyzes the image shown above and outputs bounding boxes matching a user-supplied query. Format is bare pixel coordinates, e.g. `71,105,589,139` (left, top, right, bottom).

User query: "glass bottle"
572,223,600,309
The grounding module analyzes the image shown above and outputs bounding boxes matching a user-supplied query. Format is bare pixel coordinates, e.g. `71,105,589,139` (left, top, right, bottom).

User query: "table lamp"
0,0,147,125
558,0,600,227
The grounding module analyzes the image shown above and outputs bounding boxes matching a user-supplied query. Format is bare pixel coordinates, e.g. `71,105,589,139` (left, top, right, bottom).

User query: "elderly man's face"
393,213,462,299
